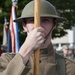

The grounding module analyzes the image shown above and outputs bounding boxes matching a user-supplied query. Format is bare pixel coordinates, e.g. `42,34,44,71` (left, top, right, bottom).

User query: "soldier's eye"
26,18,34,23
28,19,34,23
42,19,49,23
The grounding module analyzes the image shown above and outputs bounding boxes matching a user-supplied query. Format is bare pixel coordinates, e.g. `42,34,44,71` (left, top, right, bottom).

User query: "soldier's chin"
40,40,51,49
40,44,48,49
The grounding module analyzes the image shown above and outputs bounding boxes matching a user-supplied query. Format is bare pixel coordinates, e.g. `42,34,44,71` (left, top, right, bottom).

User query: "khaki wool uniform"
0,43,75,75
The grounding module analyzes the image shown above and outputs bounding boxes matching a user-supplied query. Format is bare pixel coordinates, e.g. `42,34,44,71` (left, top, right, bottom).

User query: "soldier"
0,0,75,75
62,45,75,59
62,45,68,57
68,46,75,59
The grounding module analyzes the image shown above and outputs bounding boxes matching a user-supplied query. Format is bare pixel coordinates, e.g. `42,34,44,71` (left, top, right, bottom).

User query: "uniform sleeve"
0,53,31,75
65,57,75,75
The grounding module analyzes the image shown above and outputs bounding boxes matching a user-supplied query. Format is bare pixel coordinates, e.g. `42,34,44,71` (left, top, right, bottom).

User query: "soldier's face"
23,17,55,36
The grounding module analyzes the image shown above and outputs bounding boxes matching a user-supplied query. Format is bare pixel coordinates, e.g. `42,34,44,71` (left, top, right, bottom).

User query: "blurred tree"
0,0,75,45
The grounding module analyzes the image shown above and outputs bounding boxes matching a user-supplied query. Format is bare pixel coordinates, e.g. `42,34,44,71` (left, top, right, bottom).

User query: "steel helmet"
14,0,66,22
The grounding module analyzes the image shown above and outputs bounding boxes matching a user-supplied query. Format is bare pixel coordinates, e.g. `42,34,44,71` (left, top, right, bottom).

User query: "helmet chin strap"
40,24,55,49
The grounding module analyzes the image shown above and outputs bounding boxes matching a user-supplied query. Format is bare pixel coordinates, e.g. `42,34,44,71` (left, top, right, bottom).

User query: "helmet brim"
14,15,67,23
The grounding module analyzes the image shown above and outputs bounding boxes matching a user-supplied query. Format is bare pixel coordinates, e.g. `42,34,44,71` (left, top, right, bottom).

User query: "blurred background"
0,0,75,59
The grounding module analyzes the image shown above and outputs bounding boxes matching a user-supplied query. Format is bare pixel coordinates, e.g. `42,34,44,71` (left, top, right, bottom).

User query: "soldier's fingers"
36,27,46,35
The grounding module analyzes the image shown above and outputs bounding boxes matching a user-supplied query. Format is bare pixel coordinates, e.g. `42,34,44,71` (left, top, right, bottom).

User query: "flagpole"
34,0,40,75
1,17,9,52
12,0,18,5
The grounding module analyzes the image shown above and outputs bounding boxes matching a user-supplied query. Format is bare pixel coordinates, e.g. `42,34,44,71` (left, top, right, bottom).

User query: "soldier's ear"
53,25,56,29
53,19,56,29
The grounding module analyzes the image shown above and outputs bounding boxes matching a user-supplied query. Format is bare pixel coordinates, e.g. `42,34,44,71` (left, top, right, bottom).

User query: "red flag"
9,2,20,53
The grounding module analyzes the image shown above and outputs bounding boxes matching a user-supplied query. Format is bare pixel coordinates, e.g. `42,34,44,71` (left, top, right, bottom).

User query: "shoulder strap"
55,53,66,75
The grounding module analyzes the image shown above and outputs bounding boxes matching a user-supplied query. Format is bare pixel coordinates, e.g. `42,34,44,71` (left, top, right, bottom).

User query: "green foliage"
0,0,75,44
48,0,75,38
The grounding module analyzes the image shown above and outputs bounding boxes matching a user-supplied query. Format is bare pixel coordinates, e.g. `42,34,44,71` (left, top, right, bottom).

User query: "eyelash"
42,19,49,23
29,19,34,23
